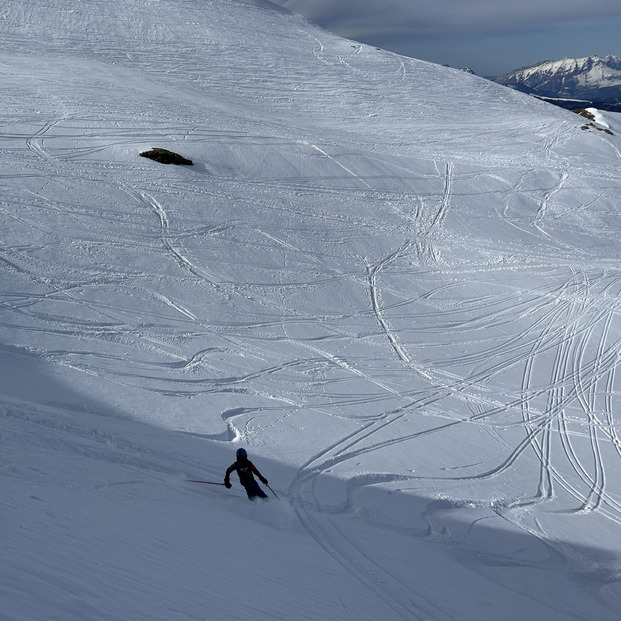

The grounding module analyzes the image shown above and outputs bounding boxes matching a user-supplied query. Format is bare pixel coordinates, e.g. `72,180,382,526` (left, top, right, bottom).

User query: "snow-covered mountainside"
2,2,621,620
496,55,621,103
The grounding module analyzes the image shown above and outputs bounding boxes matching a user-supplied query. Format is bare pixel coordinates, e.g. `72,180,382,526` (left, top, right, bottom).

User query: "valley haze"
1,1,621,621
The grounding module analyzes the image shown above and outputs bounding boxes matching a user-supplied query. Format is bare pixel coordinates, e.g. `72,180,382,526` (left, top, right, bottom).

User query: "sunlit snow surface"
2,2,621,620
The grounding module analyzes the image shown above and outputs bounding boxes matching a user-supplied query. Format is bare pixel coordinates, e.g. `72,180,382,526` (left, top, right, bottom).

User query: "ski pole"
267,484,280,500
185,479,226,486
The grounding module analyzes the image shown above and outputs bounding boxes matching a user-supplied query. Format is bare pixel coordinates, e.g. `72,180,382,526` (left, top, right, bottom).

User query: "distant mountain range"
494,55,621,111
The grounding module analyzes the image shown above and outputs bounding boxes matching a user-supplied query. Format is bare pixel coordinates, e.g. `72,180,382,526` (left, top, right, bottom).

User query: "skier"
224,448,269,500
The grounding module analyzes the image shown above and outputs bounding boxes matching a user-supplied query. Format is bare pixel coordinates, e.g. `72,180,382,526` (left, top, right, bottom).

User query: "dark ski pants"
244,481,268,500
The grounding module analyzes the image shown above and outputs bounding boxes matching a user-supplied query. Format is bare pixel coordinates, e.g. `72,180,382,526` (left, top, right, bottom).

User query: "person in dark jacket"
224,448,269,500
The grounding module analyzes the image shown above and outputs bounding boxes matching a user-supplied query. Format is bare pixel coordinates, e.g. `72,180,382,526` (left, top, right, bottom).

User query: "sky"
270,0,621,76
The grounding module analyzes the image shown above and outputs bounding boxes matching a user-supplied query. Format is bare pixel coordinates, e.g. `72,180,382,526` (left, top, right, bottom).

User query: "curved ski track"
9,111,621,619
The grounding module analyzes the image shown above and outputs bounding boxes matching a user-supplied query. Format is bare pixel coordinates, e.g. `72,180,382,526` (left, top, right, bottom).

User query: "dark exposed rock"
139,148,193,165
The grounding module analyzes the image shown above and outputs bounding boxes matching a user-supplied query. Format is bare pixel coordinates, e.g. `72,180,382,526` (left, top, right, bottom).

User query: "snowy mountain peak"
496,54,621,101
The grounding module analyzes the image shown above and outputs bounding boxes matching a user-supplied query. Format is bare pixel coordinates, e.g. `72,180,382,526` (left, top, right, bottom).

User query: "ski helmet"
236,448,247,459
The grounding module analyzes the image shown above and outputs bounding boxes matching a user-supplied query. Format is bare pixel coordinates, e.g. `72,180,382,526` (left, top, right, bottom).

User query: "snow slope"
2,1,621,620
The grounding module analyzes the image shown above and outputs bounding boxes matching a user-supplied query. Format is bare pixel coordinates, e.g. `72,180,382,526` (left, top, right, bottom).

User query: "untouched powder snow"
1,1,621,620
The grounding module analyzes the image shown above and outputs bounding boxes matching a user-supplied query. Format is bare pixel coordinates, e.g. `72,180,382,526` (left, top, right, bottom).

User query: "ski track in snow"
2,2,621,620
7,111,621,616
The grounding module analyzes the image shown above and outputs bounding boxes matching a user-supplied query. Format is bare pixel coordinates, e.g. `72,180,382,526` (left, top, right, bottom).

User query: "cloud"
272,0,621,40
